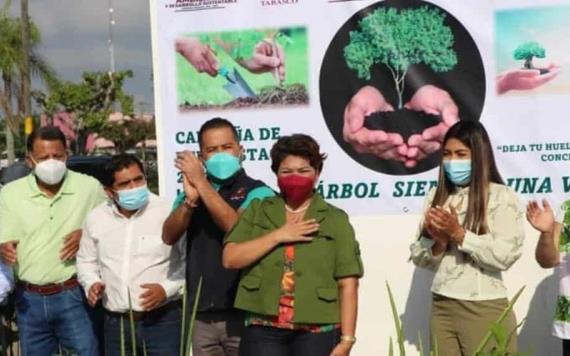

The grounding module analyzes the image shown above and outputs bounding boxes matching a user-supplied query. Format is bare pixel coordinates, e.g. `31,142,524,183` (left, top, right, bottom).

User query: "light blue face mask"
115,184,149,211
205,152,241,181
443,159,472,186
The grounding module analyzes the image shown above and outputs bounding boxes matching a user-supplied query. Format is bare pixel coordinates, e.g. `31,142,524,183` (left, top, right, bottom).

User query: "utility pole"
108,0,116,74
21,0,32,155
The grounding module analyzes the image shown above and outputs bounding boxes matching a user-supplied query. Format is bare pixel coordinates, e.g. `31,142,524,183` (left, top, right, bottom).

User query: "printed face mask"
443,159,472,186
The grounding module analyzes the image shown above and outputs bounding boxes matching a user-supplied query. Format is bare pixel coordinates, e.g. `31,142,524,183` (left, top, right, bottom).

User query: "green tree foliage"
35,70,134,154
344,6,457,109
0,4,56,162
97,118,156,154
555,296,570,323
513,41,546,69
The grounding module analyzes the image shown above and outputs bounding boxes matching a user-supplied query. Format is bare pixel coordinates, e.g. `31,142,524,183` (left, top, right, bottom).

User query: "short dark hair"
198,117,239,148
27,126,67,152
270,134,327,173
103,154,145,187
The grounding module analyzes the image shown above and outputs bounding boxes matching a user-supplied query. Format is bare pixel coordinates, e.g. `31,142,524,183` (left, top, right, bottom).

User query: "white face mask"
34,159,67,185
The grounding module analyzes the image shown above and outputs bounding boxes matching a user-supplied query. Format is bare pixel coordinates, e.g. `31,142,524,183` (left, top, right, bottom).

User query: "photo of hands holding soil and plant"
319,0,485,175
495,5,569,96
176,26,309,111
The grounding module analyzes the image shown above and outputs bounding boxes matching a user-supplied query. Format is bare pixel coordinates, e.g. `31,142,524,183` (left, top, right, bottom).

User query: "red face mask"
277,174,315,206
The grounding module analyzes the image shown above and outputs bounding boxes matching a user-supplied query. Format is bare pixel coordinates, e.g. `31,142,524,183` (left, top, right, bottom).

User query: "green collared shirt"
225,194,364,324
0,170,107,284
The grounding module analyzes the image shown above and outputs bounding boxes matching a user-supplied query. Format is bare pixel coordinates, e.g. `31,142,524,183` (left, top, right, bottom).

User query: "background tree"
513,41,546,70
344,6,457,109
35,70,134,154
0,3,56,163
97,118,156,154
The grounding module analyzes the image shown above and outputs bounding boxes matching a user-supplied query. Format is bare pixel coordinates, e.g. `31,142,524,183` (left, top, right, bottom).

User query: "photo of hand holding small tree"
342,6,460,168
496,40,560,95
495,6,566,96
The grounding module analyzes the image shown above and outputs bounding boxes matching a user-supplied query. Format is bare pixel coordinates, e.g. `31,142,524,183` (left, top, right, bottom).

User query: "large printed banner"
150,0,570,215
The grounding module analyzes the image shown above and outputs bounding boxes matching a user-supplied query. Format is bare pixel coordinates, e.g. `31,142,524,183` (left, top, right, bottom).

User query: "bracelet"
183,198,198,209
340,335,356,344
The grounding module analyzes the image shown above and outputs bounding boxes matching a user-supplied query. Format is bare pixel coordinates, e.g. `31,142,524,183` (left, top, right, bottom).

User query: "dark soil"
364,108,441,142
524,67,550,75
180,84,309,110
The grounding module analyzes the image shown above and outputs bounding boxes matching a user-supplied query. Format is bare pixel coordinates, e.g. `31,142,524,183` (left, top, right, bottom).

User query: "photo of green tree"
344,6,457,110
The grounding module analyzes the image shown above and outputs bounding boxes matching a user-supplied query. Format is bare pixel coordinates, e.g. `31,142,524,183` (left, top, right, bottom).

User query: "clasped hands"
343,85,459,168
423,206,465,250
174,150,204,207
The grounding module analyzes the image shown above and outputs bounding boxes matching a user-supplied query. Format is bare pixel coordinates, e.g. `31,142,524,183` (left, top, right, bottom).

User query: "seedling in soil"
513,41,549,74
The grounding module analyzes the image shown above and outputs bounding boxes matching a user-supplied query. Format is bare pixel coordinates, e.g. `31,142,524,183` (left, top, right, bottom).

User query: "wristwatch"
340,335,357,344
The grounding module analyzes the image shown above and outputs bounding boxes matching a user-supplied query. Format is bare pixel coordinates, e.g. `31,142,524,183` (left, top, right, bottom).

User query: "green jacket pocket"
241,275,262,291
316,287,338,302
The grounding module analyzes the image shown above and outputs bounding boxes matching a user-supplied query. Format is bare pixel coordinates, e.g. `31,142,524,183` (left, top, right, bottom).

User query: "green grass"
176,28,309,106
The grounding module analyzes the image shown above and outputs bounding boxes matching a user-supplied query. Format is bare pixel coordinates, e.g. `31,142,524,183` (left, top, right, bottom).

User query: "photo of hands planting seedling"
176,27,309,111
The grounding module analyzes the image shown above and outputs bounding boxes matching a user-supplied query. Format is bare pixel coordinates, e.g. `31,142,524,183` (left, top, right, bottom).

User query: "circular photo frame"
319,0,485,175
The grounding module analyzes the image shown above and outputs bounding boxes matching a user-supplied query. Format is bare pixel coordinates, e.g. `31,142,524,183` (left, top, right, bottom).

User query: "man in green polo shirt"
0,126,106,356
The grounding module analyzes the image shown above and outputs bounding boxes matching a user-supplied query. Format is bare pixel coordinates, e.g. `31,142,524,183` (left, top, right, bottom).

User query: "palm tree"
0,1,57,164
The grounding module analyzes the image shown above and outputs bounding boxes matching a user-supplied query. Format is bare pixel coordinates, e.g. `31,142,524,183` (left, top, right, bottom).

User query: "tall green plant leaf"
474,286,525,354
431,330,439,356
120,317,125,356
386,282,406,356
418,331,425,356
143,340,148,356
127,289,138,356
489,322,507,350
180,284,187,356
185,277,203,356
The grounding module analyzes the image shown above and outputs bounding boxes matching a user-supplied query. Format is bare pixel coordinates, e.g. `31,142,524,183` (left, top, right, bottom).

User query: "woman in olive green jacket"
223,134,363,356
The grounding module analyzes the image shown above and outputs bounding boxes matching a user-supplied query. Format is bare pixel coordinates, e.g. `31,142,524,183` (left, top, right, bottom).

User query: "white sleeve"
159,236,186,299
0,262,13,304
76,220,102,297
556,204,566,224
410,188,444,270
458,188,525,272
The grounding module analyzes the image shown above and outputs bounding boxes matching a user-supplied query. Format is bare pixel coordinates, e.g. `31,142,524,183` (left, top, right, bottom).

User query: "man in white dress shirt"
77,154,185,356
0,262,13,304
